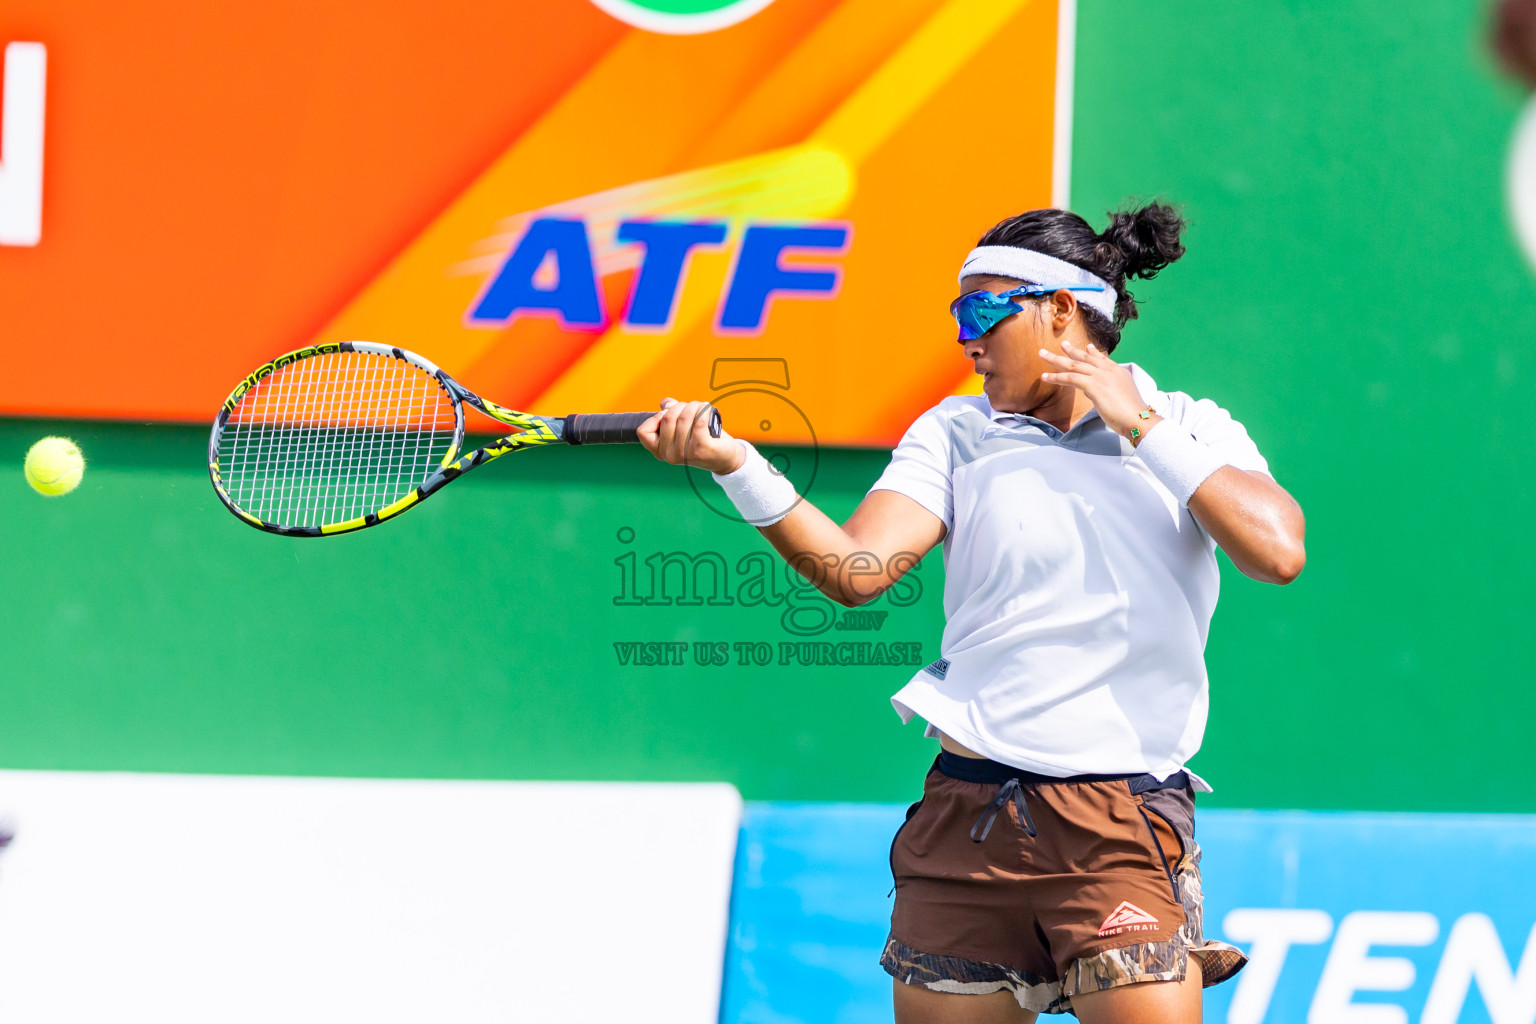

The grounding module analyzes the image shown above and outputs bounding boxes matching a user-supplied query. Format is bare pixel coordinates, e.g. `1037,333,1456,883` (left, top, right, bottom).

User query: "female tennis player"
638,202,1305,1024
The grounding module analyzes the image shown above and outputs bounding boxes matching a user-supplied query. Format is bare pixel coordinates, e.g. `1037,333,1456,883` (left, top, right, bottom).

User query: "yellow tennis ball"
24,436,85,496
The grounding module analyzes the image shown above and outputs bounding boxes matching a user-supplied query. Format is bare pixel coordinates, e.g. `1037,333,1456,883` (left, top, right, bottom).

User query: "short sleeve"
1174,396,1270,476
868,405,955,530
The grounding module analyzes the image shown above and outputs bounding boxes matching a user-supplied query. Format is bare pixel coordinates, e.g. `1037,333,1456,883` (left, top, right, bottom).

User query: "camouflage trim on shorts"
882,840,1248,1015
881,933,1185,1015
1061,937,1185,999
880,937,1069,1013
1172,841,1248,987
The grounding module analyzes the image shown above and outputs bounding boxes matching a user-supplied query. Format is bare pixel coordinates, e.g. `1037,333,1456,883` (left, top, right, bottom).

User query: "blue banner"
724,804,1536,1024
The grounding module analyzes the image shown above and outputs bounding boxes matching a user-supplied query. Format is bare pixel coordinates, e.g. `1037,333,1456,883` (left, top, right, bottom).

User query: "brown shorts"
882,753,1247,1015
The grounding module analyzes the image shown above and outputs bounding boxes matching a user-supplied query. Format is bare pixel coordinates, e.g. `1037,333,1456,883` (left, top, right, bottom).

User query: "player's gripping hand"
639,398,746,474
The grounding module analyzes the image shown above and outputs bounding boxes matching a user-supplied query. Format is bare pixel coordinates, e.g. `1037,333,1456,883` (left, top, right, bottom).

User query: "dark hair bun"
972,199,1187,353
1097,203,1186,281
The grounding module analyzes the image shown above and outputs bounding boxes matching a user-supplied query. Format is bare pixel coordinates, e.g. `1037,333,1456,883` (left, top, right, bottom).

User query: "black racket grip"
564,409,722,445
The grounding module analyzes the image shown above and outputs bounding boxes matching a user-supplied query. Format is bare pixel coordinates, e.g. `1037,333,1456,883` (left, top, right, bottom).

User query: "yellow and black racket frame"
209,340,713,537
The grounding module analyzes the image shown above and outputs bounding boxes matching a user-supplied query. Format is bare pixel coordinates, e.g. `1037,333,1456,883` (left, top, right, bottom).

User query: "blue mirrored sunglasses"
950,284,1107,341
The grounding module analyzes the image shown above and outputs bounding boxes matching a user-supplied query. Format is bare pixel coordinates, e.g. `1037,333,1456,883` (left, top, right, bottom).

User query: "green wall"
1,421,945,800
1070,0,1536,811
5,1,1535,811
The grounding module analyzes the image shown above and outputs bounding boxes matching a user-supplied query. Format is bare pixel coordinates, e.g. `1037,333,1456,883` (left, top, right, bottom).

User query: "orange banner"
0,0,1070,446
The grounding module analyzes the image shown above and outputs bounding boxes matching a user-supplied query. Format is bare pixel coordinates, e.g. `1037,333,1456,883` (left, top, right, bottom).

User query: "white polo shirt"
870,364,1269,786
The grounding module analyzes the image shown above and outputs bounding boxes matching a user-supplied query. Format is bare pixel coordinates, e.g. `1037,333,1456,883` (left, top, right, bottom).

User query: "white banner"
0,771,740,1023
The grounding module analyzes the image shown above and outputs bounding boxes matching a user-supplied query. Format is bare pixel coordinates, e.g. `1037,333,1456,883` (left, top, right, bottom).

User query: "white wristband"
1134,421,1229,506
712,439,799,526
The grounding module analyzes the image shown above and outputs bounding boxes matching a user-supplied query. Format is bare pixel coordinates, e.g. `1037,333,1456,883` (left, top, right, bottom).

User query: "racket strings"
218,351,457,528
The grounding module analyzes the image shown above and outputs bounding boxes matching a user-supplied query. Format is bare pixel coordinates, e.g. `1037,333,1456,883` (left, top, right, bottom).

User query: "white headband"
958,246,1118,321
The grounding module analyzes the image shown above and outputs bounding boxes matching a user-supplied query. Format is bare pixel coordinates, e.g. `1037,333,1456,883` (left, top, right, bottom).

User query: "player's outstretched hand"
638,398,745,474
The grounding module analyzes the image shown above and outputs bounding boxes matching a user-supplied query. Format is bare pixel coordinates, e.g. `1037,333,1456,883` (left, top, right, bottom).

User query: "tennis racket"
208,341,720,537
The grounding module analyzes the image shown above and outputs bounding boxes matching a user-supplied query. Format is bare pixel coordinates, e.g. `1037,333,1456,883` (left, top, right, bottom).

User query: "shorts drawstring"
970,777,1037,843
